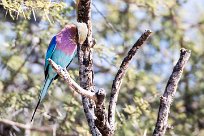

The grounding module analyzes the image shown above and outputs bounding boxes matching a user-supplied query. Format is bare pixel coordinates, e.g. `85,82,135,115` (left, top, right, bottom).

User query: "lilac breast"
56,25,77,55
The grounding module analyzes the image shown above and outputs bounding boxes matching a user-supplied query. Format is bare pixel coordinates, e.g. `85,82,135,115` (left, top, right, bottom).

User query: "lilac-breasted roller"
31,23,88,121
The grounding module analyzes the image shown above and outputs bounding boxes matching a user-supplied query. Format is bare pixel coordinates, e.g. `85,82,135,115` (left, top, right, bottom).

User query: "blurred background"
0,0,204,135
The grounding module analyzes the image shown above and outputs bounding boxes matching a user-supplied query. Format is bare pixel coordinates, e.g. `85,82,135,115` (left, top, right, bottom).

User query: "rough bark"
108,30,152,130
153,48,191,136
77,0,101,135
95,89,112,136
77,1,152,135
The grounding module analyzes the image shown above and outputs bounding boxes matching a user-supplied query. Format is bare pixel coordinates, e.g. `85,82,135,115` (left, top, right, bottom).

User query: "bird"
31,22,88,122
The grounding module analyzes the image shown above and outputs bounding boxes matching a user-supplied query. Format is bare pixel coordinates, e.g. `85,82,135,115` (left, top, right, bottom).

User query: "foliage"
0,0,204,135
0,0,72,23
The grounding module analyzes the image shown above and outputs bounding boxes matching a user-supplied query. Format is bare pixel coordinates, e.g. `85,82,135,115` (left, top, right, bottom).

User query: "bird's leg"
62,68,70,81
56,65,70,81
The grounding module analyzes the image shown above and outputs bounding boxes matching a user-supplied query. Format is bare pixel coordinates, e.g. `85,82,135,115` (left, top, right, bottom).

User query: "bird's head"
75,22,88,45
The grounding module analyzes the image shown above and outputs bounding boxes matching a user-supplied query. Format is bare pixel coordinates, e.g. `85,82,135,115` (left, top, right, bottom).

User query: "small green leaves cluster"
1,0,69,22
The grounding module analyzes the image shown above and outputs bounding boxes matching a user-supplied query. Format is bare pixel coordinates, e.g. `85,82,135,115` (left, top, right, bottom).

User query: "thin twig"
108,30,152,129
0,119,52,133
92,3,121,36
48,58,97,101
152,48,191,136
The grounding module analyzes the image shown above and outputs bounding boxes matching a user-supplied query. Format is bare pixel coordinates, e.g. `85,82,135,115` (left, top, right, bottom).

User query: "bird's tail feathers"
31,77,53,122
39,77,53,101
31,98,40,122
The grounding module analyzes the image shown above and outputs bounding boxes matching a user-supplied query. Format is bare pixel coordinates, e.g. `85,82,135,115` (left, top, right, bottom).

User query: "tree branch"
48,58,97,101
49,57,112,135
95,89,112,136
77,0,101,135
152,48,191,136
108,30,152,129
0,119,52,133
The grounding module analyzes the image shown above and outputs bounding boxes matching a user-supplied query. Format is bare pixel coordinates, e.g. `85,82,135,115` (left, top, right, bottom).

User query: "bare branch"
0,119,52,133
48,58,97,101
108,30,152,129
77,0,101,135
153,48,191,136
95,88,112,136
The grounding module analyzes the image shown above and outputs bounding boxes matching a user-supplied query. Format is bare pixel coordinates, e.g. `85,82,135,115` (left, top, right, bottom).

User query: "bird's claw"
62,68,70,80
57,65,62,73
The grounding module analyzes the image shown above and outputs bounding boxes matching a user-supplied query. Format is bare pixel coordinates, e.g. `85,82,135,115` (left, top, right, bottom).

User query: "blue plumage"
31,25,78,121
44,36,56,76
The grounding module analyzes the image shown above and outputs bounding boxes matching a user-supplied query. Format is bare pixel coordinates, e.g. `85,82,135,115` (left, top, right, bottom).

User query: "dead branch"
152,48,191,136
0,119,52,133
95,88,112,136
48,58,97,101
108,30,152,129
77,0,101,135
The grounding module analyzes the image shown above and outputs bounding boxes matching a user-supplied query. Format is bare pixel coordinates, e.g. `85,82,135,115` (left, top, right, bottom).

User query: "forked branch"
48,58,97,101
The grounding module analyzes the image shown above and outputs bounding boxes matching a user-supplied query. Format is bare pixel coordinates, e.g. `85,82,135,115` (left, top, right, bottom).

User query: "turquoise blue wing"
44,36,57,77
